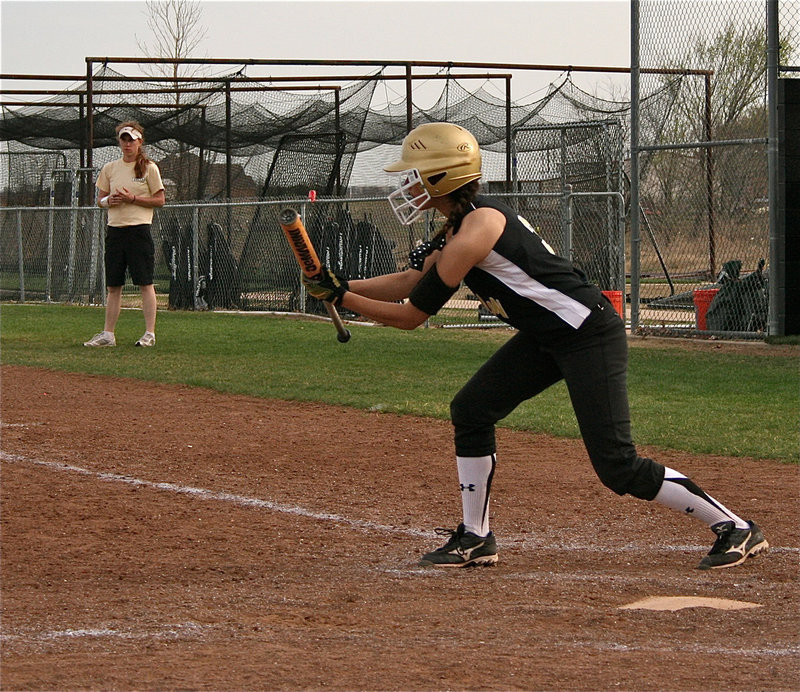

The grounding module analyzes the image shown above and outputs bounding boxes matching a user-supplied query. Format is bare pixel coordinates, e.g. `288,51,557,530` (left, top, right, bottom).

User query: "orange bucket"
601,290,624,318
693,288,720,330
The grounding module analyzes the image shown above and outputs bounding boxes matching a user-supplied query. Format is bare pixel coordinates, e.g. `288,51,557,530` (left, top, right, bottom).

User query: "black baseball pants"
450,314,665,500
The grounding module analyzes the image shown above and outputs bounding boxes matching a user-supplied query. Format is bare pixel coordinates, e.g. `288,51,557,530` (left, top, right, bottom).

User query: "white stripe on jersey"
477,250,592,329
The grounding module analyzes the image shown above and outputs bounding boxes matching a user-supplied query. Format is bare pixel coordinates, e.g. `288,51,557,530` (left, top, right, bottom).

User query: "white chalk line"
4,622,797,660
0,621,208,644
0,450,429,538
0,622,216,652
574,640,800,658
2,450,798,554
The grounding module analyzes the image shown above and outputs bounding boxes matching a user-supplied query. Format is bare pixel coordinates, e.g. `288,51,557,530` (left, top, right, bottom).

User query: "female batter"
303,122,767,571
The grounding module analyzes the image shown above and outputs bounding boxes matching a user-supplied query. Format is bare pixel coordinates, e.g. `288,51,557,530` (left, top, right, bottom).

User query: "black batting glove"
408,235,446,271
302,266,349,305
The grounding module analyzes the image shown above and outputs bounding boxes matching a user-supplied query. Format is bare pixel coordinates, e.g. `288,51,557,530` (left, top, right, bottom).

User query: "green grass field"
2,303,797,463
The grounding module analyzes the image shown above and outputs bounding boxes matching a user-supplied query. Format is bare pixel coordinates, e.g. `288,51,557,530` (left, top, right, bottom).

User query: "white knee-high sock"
654,467,748,529
457,454,495,537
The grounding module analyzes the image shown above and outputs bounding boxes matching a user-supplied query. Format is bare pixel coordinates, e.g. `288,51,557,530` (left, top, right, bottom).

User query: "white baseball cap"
117,126,142,140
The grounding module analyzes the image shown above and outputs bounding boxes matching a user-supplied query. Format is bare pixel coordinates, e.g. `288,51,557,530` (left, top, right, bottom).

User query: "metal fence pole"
192,204,200,310
46,190,54,302
88,208,100,303
560,128,569,257
16,210,25,302
766,0,781,336
100,212,106,305
629,0,641,332
617,189,626,301
510,129,520,214
564,185,574,261
67,172,78,297
300,201,308,314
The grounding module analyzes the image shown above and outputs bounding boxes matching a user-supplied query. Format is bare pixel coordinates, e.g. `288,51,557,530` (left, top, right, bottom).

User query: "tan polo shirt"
96,158,164,227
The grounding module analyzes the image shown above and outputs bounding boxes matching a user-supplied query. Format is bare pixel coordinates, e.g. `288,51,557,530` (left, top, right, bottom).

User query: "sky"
1,0,632,104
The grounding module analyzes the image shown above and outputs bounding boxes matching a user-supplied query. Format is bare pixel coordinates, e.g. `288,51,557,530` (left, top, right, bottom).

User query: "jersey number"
477,295,509,320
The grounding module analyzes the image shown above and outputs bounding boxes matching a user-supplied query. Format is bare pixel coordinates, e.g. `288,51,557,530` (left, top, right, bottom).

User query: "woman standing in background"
84,121,165,348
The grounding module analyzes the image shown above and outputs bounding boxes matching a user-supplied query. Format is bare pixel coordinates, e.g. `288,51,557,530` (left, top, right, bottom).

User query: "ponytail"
435,180,481,241
134,149,151,180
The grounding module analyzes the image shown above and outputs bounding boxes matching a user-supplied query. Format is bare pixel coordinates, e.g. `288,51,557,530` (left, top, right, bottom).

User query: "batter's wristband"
408,264,459,316
408,235,447,271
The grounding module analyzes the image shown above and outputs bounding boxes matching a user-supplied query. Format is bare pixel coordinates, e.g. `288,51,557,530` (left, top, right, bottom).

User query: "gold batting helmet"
384,123,482,224
385,122,482,197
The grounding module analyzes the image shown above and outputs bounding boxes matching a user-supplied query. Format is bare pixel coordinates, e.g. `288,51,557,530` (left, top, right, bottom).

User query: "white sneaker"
135,332,156,347
83,332,116,347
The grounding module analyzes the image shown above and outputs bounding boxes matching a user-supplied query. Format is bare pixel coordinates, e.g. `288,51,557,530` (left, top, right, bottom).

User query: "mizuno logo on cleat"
726,536,749,556
456,542,484,559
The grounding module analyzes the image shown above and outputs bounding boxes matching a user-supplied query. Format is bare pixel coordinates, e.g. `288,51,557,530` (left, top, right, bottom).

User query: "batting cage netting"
0,71,663,324
1,66,691,204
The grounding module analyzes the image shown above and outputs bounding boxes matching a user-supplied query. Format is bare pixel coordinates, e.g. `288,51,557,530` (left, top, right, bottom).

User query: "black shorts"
105,225,155,287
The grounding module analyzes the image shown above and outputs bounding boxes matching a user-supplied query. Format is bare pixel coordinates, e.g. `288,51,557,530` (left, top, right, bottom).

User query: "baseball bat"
278,208,352,343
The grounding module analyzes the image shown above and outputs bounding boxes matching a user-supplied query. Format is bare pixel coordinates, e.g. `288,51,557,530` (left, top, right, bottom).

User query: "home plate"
619,596,762,611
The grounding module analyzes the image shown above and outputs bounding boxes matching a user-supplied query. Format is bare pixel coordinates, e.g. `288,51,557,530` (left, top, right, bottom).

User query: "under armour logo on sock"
460,483,476,492
685,507,695,514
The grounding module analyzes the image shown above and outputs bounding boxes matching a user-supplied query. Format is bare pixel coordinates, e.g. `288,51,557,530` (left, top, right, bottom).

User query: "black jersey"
461,196,609,341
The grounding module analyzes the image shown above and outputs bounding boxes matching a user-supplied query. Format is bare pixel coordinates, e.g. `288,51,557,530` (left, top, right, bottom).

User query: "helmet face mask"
387,168,431,225
385,123,482,225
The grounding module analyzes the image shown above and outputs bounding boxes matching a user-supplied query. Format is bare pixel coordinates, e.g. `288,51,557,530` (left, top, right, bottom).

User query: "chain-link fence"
631,0,792,337
1,191,627,330
0,198,394,312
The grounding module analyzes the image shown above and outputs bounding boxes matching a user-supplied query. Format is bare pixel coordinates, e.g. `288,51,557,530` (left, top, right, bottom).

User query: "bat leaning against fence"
278,208,352,343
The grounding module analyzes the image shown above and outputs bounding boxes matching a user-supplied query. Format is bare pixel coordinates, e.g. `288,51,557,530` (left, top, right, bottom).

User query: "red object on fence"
601,290,624,318
693,288,720,330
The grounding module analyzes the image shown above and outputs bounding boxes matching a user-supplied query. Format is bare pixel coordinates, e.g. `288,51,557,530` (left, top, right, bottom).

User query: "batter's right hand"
302,266,349,305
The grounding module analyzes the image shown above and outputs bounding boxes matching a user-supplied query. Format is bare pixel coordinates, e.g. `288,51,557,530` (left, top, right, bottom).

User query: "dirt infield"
2,365,798,691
